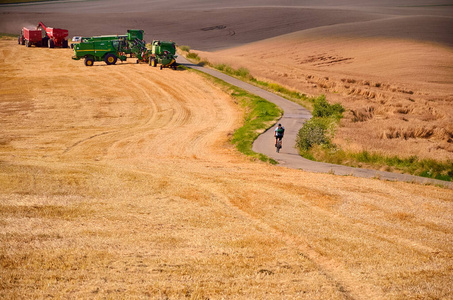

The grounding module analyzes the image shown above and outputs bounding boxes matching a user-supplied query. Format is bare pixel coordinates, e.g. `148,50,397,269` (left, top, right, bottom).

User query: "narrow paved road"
179,57,452,188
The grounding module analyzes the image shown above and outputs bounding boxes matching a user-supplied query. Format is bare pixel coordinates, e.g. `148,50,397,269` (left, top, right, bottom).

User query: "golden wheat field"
1,37,453,299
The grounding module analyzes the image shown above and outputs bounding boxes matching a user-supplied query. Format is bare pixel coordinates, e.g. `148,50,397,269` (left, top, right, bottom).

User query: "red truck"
18,27,43,47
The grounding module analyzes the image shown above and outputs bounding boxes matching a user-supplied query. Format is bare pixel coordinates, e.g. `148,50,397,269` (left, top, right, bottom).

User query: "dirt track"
1,39,453,298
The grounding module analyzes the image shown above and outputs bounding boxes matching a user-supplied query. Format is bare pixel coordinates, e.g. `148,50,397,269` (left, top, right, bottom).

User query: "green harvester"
72,38,128,66
72,29,146,66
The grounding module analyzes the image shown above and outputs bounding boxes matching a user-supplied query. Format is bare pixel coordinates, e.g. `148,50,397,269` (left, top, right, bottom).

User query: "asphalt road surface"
178,56,452,189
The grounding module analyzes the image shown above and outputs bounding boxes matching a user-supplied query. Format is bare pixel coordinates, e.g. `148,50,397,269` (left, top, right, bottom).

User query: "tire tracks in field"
61,66,192,159
62,64,233,160
63,131,115,154
198,180,385,300
117,161,378,299
60,67,159,157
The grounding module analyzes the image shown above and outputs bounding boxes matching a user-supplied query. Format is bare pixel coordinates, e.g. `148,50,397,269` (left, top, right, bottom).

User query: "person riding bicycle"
274,123,285,147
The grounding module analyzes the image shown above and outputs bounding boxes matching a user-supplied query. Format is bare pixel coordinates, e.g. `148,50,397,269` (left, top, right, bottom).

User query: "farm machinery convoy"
71,29,178,69
18,25,178,69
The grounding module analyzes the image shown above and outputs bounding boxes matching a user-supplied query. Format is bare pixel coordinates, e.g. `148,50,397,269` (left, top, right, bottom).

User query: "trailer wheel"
17,36,20,45
84,57,94,67
104,54,117,65
48,39,55,48
62,40,69,48
25,40,30,47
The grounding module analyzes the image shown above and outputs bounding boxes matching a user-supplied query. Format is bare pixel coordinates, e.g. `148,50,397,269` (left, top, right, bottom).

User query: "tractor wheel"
160,65,163,70
104,54,117,65
152,59,157,67
84,57,95,67
48,39,55,48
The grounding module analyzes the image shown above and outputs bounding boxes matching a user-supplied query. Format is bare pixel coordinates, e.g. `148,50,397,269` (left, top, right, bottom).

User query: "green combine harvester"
72,29,145,66
72,38,128,66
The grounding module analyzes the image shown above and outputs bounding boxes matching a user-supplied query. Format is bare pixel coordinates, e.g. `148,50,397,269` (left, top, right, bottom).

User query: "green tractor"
149,40,178,70
72,38,127,66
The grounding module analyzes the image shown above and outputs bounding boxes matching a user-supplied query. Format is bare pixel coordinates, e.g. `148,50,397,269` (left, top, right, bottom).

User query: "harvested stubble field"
1,38,453,299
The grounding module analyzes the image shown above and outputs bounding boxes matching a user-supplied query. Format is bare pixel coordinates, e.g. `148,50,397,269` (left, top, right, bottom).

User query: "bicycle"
275,138,282,153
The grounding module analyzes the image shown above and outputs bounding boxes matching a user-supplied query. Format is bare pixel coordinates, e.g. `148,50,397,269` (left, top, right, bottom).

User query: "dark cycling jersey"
275,126,285,137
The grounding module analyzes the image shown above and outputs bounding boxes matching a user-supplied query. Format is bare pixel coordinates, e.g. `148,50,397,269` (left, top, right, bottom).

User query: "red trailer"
18,27,43,47
37,22,69,48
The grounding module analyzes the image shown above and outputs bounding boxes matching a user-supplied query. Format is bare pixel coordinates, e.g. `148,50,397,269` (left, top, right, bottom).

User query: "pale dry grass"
1,39,453,299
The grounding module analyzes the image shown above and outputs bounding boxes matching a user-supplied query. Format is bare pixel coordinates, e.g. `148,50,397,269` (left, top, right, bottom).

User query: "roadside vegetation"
296,96,344,153
178,46,316,109
228,85,282,163
295,98,453,181
181,64,282,164
179,46,453,181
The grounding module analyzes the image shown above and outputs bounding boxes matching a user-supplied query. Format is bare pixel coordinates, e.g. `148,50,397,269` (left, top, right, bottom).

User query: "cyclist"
274,123,285,148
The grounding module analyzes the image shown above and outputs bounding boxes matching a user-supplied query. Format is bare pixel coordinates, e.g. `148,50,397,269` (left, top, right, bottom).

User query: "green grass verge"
180,66,282,164
212,62,316,109
230,88,282,163
178,46,317,109
303,147,453,181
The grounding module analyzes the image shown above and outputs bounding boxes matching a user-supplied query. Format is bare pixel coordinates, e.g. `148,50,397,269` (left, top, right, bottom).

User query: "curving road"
179,56,452,188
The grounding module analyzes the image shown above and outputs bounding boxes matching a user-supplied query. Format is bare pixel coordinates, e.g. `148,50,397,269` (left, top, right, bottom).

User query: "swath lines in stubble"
198,179,386,300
